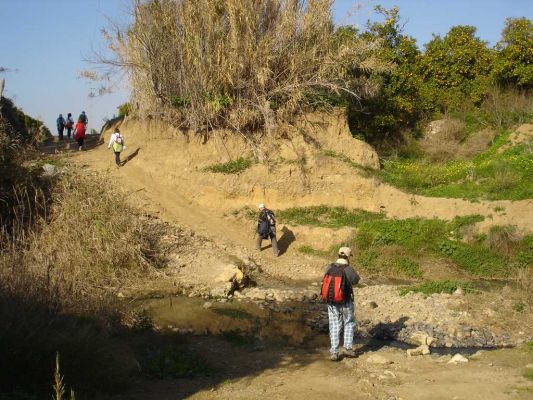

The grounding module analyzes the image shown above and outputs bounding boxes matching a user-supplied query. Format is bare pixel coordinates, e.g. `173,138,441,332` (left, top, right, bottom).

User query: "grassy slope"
277,206,532,279
379,131,533,201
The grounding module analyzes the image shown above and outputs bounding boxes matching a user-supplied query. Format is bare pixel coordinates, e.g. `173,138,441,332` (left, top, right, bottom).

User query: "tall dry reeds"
101,0,383,134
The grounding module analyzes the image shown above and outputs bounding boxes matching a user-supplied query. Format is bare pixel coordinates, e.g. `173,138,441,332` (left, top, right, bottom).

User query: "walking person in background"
56,114,65,140
321,247,360,361
65,113,74,138
78,111,88,127
108,127,126,166
255,203,279,256
73,117,86,151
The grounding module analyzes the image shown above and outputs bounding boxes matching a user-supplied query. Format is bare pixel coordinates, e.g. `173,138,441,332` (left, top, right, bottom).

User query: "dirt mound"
78,114,532,241
499,123,533,152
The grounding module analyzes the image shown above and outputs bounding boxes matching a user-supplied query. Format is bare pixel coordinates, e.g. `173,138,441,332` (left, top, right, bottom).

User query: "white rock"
447,354,468,364
203,301,213,309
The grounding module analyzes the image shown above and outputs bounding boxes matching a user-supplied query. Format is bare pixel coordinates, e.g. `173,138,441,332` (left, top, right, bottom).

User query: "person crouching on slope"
73,117,86,151
321,246,360,361
108,127,126,166
256,203,279,257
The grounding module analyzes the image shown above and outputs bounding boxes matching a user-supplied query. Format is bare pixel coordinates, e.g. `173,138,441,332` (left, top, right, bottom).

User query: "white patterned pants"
327,301,356,354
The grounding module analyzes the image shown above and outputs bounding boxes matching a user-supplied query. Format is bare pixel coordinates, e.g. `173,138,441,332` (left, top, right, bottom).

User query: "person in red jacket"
73,118,86,151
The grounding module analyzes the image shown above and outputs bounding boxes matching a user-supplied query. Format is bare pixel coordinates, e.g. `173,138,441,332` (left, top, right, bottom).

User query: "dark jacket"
257,208,276,230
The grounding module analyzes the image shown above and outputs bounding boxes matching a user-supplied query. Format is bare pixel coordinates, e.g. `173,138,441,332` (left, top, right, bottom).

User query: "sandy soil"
69,117,533,400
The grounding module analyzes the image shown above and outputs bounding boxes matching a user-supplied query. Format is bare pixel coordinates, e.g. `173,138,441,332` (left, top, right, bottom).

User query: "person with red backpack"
73,117,86,151
321,246,360,361
108,127,126,166
255,203,279,256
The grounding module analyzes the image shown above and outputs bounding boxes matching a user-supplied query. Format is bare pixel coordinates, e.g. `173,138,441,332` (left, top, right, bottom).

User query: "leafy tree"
493,17,533,89
419,25,494,110
347,6,431,145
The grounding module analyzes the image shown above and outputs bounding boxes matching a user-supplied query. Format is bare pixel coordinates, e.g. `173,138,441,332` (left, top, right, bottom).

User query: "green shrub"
170,96,190,108
117,102,132,117
400,280,475,296
203,158,252,174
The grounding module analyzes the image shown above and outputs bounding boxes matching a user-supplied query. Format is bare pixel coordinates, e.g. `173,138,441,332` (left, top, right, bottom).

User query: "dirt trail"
73,117,532,282
112,339,533,400
72,120,533,400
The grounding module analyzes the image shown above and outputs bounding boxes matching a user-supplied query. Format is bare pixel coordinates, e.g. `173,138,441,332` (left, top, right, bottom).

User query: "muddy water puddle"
135,296,329,348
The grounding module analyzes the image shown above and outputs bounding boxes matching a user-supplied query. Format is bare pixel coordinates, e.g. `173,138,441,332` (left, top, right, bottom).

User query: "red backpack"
321,263,350,304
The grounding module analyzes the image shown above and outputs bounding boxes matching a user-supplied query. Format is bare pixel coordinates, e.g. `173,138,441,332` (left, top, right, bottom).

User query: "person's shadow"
120,147,140,166
277,226,296,255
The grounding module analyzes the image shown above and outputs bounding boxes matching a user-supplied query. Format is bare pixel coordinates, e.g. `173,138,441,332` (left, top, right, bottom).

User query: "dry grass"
0,167,168,396
1,171,165,311
98,0,384,135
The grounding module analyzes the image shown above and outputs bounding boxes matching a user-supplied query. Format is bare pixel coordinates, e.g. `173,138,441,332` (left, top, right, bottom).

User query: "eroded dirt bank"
67,115,533,399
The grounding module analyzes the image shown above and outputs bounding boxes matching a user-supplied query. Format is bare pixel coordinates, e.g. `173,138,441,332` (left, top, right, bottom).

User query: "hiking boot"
330,352,339,362
342,348,356,358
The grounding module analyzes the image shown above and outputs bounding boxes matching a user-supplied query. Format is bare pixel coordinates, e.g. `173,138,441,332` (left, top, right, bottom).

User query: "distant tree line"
103,1,532,145
346,7,533,146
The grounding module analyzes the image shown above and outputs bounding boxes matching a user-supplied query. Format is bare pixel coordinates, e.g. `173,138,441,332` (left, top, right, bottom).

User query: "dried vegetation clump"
0,170,168,313
102,0,384,135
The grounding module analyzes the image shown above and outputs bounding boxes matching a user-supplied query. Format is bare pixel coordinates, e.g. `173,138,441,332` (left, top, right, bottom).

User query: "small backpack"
258,219,270,238
65,118,73,129
115,134,123,145
320,263,350,304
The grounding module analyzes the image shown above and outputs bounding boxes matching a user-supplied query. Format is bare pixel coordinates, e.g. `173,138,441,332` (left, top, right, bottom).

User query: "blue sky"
1,0,532,134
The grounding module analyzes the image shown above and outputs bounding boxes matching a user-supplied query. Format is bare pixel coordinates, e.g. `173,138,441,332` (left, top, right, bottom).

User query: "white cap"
338,247,352,257
258,203,265,210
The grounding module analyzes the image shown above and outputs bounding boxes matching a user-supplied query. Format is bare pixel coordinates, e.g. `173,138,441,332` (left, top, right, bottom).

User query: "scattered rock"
41,163,61,177
203,301,213,309
365,354,393,365
453,287,464,296
406,345,430,357
447,354,468,364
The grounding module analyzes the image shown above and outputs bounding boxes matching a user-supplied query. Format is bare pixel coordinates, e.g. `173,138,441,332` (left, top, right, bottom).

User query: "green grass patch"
138,346,214,379
203,157,252,174
377,131,533,201
278,206,385,228
391,256,423,278
399,280,476,296
279,206,522,277
298,245,332,257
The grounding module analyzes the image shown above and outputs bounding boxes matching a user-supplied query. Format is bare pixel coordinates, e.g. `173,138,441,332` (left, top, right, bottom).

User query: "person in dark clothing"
255,203,279,256
65,113,74,138
56,114,65,140
324,247,360,361
78,111,88,127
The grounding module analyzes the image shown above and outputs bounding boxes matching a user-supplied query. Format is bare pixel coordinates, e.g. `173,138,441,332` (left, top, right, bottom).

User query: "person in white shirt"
108,127,126,166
